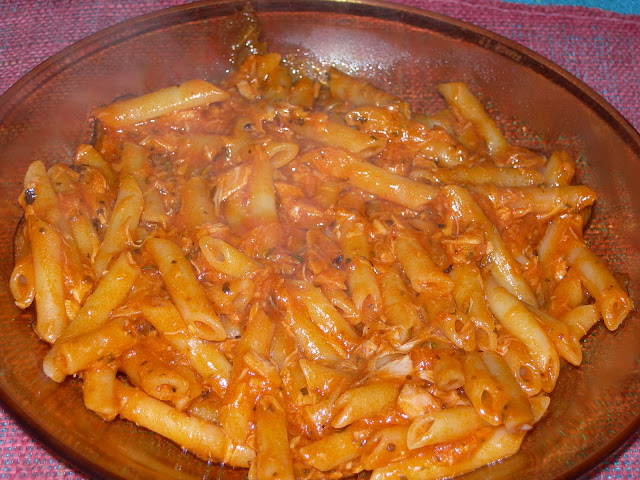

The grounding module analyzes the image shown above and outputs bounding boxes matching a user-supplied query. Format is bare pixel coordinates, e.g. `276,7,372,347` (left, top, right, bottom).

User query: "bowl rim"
1,0,639,479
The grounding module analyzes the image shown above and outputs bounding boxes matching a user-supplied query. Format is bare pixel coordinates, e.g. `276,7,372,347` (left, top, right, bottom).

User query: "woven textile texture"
501,0,640,15
0,0,639,479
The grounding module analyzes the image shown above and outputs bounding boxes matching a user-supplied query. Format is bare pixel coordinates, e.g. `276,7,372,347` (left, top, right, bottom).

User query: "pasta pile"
10,50,633,480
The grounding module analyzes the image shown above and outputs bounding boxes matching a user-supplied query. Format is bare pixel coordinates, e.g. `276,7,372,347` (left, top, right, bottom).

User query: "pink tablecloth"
1,0,639,478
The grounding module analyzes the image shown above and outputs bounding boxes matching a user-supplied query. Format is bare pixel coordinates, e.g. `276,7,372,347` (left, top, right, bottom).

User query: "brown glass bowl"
0,1,639,479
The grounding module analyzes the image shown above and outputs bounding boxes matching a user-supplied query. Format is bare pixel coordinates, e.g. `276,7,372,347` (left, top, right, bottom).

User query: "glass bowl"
0,1,639,479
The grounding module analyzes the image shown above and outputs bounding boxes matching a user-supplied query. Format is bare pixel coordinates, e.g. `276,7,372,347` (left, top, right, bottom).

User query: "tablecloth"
1,0,639,478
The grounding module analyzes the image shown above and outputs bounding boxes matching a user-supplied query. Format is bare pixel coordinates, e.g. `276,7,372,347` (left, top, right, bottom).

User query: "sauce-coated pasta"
11,45,632,480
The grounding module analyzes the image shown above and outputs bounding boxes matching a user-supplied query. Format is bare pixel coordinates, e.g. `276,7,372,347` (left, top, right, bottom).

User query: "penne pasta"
199,235,262,277
299,426,364,472
437,82,509,158
94,79,229,127
146,237,227,341
565,239,632,330
116,382,254,468
443,185,538,306
82,363,119,421
485,278,560,392
251,395,295,480
292,111,387,158
303,147,440,210
11,43,632,480
93,176,143,276
331,381,400,428
412,165,544,187
59,252,140,341
43,316,138,382
140,302,231,390
408,406,486,449
25,216,68,343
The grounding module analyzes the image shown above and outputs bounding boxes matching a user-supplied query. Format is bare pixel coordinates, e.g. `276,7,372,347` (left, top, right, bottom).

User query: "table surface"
1,0,639,479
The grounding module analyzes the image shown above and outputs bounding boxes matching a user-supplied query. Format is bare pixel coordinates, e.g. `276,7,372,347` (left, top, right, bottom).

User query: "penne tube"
331,381,400,428
59,252,140,341
480,351,534,433
245,144,279,225
21,161,67,230
298,359,355,397
179,176,217,230
69,214,101,263
26,216,67,343
395,229,453,293
407,406,486,449
543,150,576,187
333,213,381,312
411,165,544,187
485,278,559,392
525,304,583,366
470,184,596,218
560,304,600,339
288,280,360,351
265,140,299,169
443,185,538,306
75,144,118,185
437,82,509,158
199,235,261,278
288,76,315,109
116,382,254,468
220,307,274,444
94,176,143,276
10,253,35,310
321,285,359,322
121,350,201,411
303,147,439,210
537,213,584,265
546,268,587,319
530,394,551,422
292,111,387,158
94,79,229,128
361,425,411,470
329,67,410,116
82,363,119,421
22,162,90,302
219,381,255,446
450,264,498,351
370,426,525,480
380,267,422,335
419,293,476,352
48,164,81,195
120,141,167,226
502,339,542,397
302,391,342,439
462,352,506,426
565,239,632,330
43,317,138,382
140,302,231,389
277,286,343,365
146,237,227,341
432,350,465,391
251,395,295,480
299,426,364,472
281,355,313,409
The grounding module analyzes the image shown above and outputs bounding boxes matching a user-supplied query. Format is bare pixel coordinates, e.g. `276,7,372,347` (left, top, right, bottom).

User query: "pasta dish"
9,18,633,480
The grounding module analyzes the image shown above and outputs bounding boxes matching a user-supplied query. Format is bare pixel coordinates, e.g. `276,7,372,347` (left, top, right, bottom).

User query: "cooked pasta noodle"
10,32,632,480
